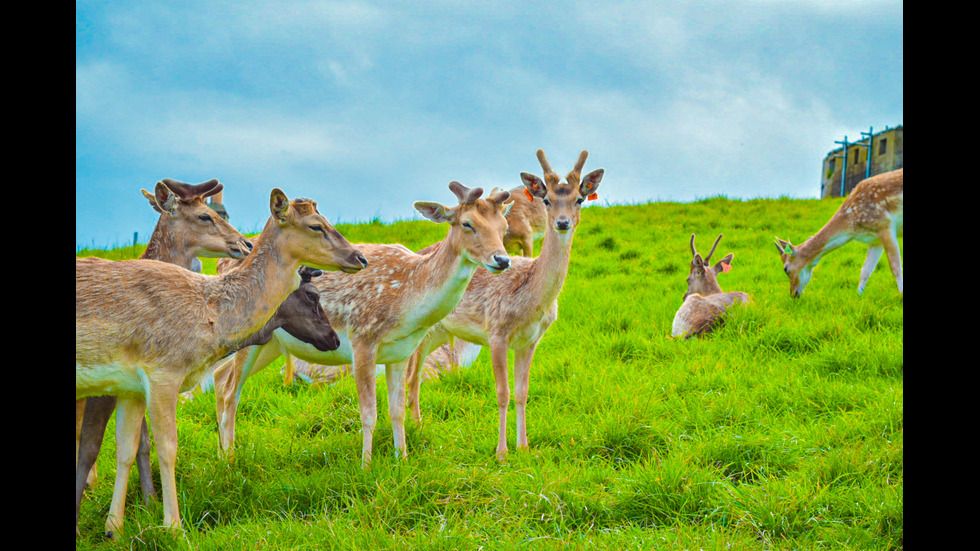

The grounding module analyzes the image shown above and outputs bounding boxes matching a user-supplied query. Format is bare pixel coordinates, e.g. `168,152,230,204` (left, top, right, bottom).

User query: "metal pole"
861,126,874,179
835,136,849,197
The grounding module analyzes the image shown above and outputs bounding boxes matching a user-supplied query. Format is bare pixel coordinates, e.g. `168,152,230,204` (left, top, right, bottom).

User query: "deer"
211,182,513,467
502,185,547,257
404,149,604,461
76,266,339,533
671,234,750,339
76,178,251,495
775,168,903,297
76,188,367,538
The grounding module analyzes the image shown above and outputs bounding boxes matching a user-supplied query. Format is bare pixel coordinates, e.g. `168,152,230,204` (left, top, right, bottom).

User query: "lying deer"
76,188,366,537
76,178,250,498
75,266,338,533
775,168,903,297
405,149,604,460
671,234,750,339
212,182,512,466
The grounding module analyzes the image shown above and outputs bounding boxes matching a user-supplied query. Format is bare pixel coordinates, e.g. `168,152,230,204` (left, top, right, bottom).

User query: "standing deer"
671,234,750,339
405,149,604,460
76,188,367,538
76,178,250,499
76,266,339,533
212,182,512,466
502,185,547,257
775,168,903,297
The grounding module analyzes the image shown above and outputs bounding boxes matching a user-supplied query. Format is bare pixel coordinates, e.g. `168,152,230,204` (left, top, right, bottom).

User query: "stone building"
821,125,903,198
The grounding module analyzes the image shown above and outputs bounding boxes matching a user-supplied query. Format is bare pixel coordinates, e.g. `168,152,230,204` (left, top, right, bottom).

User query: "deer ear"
714,253,734,274
414,201,456,224
153,182,179,216
521,172,547,199
502,200,514,217
774,238,795,256
270,188,290,223
142,188,164,214
580,168,604,197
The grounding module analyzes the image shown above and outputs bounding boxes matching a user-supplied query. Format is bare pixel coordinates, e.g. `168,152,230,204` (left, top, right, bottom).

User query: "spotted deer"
671,234,750,339
211,182,512,466
76,178,250,500
76,189,366,538
405,149,604,460
775,168,903,297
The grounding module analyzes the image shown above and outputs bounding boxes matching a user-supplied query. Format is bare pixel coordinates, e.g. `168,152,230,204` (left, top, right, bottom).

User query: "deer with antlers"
775,168,903,297
671,234,750,339
211,182,512,466
76,188,366,537
404,149,604,460
76,178,250,496
502,185,547,257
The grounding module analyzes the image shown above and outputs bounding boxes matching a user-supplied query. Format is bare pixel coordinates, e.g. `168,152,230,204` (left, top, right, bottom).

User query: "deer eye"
576,197,584,205
310,224,324,233
461,221,474,232
198,214,213,222
542,198,551,206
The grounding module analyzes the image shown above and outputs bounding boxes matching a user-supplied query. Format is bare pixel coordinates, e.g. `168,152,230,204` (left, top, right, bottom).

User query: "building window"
854,150,861,165
828,158,836,173
879,138,888,155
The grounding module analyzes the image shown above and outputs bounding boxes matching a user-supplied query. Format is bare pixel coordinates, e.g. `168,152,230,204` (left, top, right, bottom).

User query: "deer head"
414,182,513,273
773,237,812,297
269,189,368,274
141,179,253,260
519,149,604,236
684,234,734,299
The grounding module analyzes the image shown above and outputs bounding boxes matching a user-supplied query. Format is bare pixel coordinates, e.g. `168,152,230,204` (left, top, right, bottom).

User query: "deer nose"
492,254,510,270
556,218,571,231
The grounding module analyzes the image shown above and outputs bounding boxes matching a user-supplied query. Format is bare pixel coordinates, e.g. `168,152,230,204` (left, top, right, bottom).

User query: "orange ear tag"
524,188,534,201
587,193,598,201
721,262,732,274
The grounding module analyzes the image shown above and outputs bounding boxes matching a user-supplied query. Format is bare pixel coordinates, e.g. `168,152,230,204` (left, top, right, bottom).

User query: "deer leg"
513,343,537,451
105,395,146,539
136,417,157,504
214,343,282,453
146,381,182,531
858,245,884,295
353,343,379,467
489,337,511,461
282,354,295,386
878,228,903,294
386,359,409,459
405,346,425,424
76,399,99,485
76,396,114,533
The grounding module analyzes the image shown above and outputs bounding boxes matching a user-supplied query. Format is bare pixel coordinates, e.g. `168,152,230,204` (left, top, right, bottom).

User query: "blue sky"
76,0,903,249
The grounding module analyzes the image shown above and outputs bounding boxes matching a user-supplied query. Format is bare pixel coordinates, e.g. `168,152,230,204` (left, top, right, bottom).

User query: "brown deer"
671,234,750,339
76,188,366,537
76,266,339,533
405,149,604,460
212,182,512,466
775,168,903,297
76,178,250,494
502,185,547,257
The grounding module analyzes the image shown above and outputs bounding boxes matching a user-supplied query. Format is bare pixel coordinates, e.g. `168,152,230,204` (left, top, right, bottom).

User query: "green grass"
76,197,903,550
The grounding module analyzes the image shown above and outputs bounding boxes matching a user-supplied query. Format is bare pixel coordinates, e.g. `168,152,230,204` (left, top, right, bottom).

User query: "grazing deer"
76,178,250,496
76,266,339,533
775,168,903,297
212,182,512,466
502,185,547,257
405,149,604,460
76,188,366,537
671,234,750,339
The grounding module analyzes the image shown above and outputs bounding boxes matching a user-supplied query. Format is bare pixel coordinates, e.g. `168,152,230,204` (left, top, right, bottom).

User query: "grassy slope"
75,197,903,550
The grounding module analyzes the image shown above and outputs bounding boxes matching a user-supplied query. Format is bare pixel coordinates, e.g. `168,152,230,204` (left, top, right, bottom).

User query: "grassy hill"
75,196,903,550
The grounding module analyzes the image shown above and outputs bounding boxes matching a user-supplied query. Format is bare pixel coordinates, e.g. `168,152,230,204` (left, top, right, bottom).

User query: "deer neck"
140,218,196,270
526,223,574,305
412,233,480,317
207,218,301,354
797,216,851,267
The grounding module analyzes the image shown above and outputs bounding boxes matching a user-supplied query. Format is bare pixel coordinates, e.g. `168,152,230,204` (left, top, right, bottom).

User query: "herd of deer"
75,151,903,539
